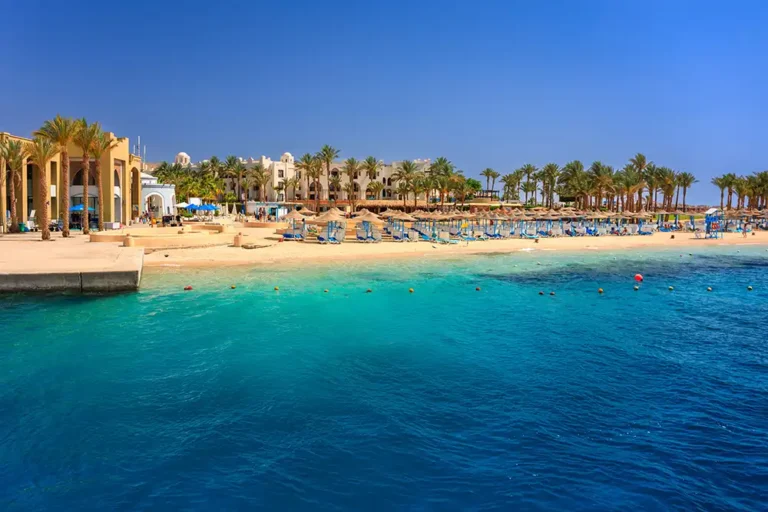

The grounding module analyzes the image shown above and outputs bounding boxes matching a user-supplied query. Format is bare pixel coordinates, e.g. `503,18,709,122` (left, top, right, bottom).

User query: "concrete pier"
0,233,143,293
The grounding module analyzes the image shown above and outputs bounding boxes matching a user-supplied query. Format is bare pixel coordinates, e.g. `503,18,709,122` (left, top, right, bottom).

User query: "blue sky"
2,0,766,203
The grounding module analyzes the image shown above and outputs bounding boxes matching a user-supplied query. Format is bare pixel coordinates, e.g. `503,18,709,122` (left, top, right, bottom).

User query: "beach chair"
437,231,459,244
392,230,406,242
356,228,371,242
407,229,420,242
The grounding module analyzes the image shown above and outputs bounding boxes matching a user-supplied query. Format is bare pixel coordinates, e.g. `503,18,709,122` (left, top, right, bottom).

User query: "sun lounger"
356,228,371,242
437,231,459,244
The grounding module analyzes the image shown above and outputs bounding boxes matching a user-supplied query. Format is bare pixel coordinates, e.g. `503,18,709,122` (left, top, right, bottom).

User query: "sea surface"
1,246,767,511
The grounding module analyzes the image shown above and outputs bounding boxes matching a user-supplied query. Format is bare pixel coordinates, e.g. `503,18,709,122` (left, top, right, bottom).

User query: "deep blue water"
1,246,767,511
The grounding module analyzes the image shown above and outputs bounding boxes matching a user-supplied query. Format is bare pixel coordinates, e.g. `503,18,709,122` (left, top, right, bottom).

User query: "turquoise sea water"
2,245,768,511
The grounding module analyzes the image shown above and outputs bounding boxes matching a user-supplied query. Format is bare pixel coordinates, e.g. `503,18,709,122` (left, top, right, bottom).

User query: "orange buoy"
634,274,643,282
598,288,604,294
230,285,236,289
184,286,192,291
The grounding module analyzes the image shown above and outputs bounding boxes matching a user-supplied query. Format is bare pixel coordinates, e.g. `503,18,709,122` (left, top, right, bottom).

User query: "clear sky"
2,0,766,203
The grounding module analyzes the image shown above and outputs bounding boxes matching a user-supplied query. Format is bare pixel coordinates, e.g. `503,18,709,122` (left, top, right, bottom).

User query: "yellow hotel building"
1,131,142,230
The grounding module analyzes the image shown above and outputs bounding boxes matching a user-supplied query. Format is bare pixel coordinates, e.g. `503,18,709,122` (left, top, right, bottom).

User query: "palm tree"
540,163,560,208
23,137,59,240
34,115,79,236
722,173,737,209
392,160,419,192
657,167,676,212
328,175,342,205
342,157,360,201
452,176,473,208
250,163,271,202
233,162,246,202
295,153,315,201
711,176,727,210
629,153,650,212
500,174,517,201
307,157,324,211
285,176,301,201
589,161,614,210
343,182,359,210
396,182,410,208
1,139,29,233
72,119,100,234
519,164,537,205
91,130,124,230
316,145,340,204
733,176,748,210
480,168,495,193
222,155,240,200
367,181,384,200
411,173,428,208
522,181,537,206
428,156,452,202
362,156,381,184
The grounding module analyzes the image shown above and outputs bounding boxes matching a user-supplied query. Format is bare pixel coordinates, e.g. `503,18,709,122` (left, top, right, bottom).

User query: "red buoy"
184,286,193,291
634,274,644,282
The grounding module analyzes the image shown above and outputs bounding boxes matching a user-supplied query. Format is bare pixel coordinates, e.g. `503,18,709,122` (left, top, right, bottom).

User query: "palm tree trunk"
95,158,104,231
82,155,90,234
39,162,51,241
315,178,320,212
9,169,18,232
720,189,724,210
61,150,71,237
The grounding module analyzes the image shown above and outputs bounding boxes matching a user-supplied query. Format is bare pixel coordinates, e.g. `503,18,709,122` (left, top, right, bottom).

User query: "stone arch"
145,192,164,216
72,168,96,186
309,181,322,200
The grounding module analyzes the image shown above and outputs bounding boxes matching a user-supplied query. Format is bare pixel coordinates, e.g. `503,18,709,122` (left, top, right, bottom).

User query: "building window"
296,171,301,179
278,170,284,178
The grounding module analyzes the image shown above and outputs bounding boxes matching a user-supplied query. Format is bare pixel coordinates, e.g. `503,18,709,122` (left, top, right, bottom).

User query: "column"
20,161,29,223
101,154,114,223
121,163,130,225
0,156,6,232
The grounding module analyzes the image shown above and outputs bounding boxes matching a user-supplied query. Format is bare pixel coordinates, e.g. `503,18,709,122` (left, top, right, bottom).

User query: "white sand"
141,226,768,269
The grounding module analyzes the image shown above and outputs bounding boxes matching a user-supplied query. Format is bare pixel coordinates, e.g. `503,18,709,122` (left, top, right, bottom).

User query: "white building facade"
141,172,176,216
177,151,432,203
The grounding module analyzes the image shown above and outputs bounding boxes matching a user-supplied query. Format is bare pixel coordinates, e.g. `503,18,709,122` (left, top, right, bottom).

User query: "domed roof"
176,152,190,159
282,152,293,158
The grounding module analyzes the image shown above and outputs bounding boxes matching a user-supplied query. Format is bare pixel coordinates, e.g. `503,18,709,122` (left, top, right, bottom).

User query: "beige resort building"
168,151,433,204
1,131,143,230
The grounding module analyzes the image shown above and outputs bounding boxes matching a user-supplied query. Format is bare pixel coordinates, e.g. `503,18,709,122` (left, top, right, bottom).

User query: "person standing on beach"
743,222,749,238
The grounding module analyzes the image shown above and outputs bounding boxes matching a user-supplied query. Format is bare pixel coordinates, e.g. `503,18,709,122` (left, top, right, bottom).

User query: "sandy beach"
141,226,768,270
